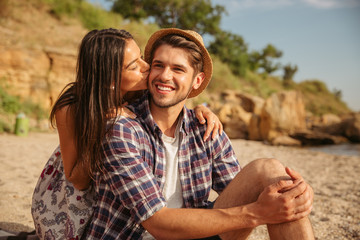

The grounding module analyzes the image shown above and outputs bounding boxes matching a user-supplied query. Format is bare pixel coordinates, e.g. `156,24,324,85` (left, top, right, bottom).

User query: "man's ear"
192,72,205,90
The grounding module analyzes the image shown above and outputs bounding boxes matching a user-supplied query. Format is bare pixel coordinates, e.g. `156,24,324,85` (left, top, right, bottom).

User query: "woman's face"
121,39,149,95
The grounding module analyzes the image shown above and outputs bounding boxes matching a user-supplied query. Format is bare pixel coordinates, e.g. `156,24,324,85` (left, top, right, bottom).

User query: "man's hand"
252,168,313,226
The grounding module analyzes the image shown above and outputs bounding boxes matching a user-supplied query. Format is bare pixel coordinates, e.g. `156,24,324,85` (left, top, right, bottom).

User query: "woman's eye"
130,65,138,70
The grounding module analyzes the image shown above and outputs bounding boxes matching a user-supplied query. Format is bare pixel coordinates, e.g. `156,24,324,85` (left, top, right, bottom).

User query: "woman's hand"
194,104,223,141
118,103,137,119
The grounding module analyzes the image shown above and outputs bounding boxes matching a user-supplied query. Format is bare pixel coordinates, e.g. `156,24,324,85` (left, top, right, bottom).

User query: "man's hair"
149,34,204,75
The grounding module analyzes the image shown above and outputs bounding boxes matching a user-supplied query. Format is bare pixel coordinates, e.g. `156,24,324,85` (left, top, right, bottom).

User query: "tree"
111,0,147,20
109,0,226,35
283,63,298,87
208,30,248,77
248,50,261,72
259,44,283,75
332,88,342,100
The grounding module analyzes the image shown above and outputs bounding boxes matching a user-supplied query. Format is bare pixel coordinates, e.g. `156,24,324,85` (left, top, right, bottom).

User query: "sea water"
306,143,360,157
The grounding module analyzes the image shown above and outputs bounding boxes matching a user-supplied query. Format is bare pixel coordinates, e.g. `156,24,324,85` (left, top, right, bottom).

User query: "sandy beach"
0,132,359,239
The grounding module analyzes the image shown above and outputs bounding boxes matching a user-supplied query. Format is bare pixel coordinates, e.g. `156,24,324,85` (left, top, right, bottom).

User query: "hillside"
0,0,351,133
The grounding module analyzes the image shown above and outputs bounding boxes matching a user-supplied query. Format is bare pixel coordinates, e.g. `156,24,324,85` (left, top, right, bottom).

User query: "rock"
223,121,248,139
290,130,348,145
259,91,307,141
248,114,262,141
271,135,302,146
218,103,252,139
220,90,239,104
320,114,342,126
308,113,360,143
0,45,76,110
236,93,265,115
344,113,360,142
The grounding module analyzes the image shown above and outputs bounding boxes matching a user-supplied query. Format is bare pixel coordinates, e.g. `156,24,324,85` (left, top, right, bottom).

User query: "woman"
31,28,222,240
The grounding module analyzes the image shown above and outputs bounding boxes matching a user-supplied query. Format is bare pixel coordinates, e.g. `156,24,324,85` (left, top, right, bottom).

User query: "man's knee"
243,158,288,185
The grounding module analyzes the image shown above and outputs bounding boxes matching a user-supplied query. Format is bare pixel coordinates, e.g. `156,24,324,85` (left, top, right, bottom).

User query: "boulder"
218,103,252,139
290,130,348,145
248,114,262,141
236,93,265,115
320,113,342,126
271,135,302,146
344,113,360,142
259,91,306,141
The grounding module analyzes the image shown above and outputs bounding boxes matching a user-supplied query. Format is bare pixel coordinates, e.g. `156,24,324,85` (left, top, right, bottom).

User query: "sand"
0,132,359,239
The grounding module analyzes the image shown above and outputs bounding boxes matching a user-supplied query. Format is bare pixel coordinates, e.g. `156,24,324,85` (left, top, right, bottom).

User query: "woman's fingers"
120,107,136,118
194,105,223,141
195,110,206,125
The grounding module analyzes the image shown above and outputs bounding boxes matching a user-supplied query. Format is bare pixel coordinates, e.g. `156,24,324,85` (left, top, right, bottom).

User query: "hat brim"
144,28,213,98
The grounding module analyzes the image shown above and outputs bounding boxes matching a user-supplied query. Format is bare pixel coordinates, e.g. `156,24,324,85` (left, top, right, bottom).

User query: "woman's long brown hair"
50,28,133,178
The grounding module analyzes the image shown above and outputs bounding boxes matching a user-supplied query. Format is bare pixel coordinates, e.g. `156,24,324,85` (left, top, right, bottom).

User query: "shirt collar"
131,91,192,136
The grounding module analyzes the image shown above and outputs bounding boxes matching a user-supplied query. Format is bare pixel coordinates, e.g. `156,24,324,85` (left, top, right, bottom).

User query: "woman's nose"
141,59,150,73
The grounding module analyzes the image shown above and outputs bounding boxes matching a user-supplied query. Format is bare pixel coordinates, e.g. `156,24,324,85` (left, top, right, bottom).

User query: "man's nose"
159,67,172,81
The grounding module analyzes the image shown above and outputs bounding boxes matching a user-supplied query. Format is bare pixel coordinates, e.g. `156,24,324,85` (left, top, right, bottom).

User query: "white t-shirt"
142,120,183,239
161,120,184,208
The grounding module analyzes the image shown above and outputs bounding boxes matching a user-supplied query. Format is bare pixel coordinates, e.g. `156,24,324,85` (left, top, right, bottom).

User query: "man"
85,28,314,240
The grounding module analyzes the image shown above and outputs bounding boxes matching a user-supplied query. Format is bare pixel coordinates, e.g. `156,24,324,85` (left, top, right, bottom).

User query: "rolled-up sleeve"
211,132,241,193
101,121,166,224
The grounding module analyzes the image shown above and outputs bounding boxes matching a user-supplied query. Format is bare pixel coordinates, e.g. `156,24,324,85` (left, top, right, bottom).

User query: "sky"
89,0,360,111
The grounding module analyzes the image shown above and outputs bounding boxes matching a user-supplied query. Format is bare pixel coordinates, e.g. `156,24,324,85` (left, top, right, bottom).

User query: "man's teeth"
157,85,172,91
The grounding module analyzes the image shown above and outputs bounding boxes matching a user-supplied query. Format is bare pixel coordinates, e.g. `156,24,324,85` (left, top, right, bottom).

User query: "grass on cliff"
40,0,122,30
0,79,47,133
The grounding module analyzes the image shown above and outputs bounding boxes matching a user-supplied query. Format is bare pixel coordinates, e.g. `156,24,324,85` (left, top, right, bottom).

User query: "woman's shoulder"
54,105,75,128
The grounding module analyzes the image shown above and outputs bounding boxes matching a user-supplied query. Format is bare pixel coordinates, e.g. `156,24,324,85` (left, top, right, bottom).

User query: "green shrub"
0,118,12,133
297,80,350,116
0,83,47,120
0,86,21,114
41,0,123,30
78,2,123,30
298,80,330,94
208,56,241,92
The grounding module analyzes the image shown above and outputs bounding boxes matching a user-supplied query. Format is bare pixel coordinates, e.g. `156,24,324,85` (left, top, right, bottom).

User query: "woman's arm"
194,104,223,141
55,106,91,190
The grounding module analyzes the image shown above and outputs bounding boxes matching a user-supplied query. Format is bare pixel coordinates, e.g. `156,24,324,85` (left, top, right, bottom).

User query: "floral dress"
31,146,96,240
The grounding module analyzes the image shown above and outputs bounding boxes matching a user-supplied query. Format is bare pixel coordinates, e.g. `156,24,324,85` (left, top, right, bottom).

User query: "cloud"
302,0,360,8
221,0,360,11
225,0,294,10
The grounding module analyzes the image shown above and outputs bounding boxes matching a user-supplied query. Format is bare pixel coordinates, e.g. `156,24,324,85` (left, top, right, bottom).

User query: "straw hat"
144,28,213,98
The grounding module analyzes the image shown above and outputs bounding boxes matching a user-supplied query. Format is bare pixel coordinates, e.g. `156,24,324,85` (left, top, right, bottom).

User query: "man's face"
148,44,204,108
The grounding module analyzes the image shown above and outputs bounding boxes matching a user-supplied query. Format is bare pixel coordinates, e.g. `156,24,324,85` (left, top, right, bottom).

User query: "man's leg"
213,158,314,240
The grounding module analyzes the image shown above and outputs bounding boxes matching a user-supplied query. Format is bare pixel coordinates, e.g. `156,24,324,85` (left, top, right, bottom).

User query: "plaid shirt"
85,92,241,240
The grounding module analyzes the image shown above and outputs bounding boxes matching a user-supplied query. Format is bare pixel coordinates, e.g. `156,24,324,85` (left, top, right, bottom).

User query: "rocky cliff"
0,0,86,110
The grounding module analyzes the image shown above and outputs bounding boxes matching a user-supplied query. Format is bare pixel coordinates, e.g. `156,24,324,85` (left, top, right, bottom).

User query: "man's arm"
142,177,312,239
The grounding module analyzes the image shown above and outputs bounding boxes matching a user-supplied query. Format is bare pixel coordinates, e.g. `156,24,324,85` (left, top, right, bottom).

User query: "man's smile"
155,83,176,93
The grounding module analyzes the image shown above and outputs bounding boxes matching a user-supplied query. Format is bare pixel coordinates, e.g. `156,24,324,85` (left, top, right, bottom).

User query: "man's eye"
174,68,184,72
